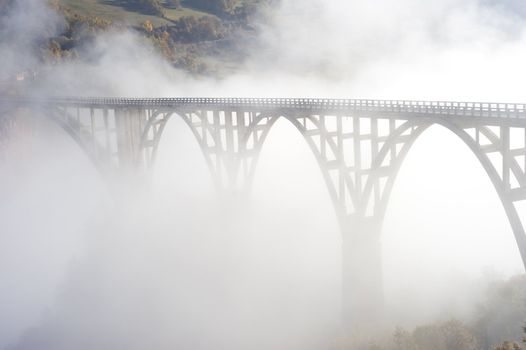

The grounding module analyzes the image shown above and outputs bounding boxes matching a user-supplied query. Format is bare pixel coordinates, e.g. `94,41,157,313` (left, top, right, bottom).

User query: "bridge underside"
1,98,526,328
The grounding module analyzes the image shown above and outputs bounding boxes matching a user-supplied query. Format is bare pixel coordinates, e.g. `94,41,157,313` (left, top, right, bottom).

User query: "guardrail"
2,97,526,119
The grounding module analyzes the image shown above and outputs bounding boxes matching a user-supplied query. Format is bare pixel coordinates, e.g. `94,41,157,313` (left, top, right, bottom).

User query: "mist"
1,0,526,349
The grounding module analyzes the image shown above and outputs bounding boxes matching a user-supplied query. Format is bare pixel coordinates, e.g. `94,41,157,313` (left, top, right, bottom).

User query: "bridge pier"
0,109,15,155
340,215,384,330
114,107,147,173
94,107,150,195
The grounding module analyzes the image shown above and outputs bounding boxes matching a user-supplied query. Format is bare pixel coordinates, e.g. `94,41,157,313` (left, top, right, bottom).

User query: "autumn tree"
167,15,224,42
493,326,526,350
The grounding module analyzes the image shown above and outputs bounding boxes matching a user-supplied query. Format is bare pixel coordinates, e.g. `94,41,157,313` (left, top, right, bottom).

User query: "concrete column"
340,215,384,330
114,108,146,173
112,107,149,195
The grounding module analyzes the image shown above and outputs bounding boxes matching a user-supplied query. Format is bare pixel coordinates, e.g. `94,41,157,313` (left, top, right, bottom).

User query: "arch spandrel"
50,105,152,177
145,108,281,194
367,117,526,270
280,113,427,223
234,111,526,269
1,105,119,177
17,104,160,182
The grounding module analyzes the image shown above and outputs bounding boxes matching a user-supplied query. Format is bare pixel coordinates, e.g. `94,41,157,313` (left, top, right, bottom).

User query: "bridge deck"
3,97,526,120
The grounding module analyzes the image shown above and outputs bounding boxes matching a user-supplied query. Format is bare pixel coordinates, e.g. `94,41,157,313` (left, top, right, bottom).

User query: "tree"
168,15,225,42
493,326,526,350
473,275,526,349
141,20,154,33
411,320,479,350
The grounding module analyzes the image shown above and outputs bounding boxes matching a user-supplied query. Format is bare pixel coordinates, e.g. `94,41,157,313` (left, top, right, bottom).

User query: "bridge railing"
2,97,526,119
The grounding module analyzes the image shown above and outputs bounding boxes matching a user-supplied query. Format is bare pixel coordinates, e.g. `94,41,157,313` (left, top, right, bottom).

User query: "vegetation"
394,320,479,350
57,0,267,26
131,0,166,16
332,274,526,350
190,0,238,16
332,320,480,350
332,321,525,350
493,325,525,350
0,0,276,80
158,15,225,42
474,274,526,349
165,0,181,9
35,0,272,74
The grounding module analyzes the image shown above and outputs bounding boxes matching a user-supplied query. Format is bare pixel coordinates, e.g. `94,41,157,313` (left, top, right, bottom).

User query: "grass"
59,0,214,27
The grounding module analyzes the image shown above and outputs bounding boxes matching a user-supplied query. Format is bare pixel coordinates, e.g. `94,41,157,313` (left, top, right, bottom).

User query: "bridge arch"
146,109,282,193
142,109,240,190
147,111,215,179
49,108,109,177
148,110,361,213
280,114,357,218
219,112,359,208
0,106,109,183
369,118,526,270
237,113,355,209
146,110,223,198
241,113,526,271
105,105,526,270
36,100,525,270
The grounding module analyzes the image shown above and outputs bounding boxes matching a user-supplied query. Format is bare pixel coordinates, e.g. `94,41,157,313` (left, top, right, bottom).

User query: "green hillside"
46,0,270,75
0,0,271,82
58,0,258,27
58,0,214,27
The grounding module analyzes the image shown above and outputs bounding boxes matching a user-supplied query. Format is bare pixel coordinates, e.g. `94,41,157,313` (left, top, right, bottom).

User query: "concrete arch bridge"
2,96,526,326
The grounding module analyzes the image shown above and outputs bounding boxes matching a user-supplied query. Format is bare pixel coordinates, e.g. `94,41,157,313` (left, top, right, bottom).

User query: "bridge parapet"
3,97,526,120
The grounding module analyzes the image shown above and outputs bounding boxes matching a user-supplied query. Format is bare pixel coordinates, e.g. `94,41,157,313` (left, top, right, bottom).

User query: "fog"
1,0,526,349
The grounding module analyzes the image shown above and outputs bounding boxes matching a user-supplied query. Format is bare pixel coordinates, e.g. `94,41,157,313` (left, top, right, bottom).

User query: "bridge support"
340,215,384,329
114,107,147,174
282,113,426,328
4,97,526,333
0,109,15,157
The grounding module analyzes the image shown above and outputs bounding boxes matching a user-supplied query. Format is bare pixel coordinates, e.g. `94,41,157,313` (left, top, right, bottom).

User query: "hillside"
58,0,263,27
48,0,270,74
59,0,214,27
